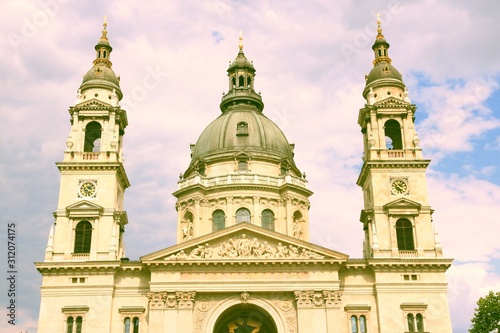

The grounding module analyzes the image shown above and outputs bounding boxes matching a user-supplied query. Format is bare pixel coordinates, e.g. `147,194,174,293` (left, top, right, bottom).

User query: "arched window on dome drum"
384,119,402,150
396,218,415,251
247,76,252,88
74,221,92,253
84,121,102,152
235,208,251,224
232,77,236,87
212,210,225,231
261,209,275,230
239,75,245,87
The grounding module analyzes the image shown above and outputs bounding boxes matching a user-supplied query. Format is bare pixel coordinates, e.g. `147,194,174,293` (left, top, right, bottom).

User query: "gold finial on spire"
376,12,382,33
101,15,108,40
239,31,243,51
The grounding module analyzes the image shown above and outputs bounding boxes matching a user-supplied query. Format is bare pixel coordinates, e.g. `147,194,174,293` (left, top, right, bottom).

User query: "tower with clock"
356,17,443,260
43,19,129,263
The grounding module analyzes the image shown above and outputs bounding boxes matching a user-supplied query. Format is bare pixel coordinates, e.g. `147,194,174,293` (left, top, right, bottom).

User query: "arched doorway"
213,303,277,333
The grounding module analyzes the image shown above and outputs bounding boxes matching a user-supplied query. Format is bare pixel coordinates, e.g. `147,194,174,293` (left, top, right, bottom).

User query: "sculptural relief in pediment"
165,233,324,261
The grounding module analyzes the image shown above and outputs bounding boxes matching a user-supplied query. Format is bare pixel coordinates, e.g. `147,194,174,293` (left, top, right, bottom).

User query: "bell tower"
357,17,442,259
44,19,129,262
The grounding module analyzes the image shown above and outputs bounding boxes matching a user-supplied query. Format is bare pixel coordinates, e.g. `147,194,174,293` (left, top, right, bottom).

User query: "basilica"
35,18,453,333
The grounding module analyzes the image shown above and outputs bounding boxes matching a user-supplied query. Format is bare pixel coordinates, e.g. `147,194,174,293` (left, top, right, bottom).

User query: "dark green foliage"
469,291,500,333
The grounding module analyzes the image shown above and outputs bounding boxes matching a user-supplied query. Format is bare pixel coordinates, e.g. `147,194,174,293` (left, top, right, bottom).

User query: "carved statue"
182,222,193,240
293,221,303,239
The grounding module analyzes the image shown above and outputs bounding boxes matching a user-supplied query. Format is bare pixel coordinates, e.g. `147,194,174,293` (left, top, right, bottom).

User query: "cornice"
56,162,130,189
143,258,345,269
356,159,430,186
173,182,312,199
35,260,146,275
35,261,122,275
367,258,453,272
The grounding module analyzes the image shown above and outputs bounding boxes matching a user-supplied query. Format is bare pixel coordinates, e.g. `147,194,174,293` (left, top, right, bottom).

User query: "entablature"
356,160,430,187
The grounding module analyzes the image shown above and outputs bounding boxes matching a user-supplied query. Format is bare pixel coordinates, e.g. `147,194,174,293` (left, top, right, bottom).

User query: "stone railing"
63,151,122,162
399,250,418,258
178,174,307,190
71,253,90,261
387,150,405,158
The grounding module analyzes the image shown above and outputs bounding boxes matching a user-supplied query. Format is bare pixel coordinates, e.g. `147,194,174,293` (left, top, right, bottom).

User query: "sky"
1,0,499,332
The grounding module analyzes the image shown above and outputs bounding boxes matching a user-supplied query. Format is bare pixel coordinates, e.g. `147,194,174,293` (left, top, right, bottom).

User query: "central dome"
190,104,295,163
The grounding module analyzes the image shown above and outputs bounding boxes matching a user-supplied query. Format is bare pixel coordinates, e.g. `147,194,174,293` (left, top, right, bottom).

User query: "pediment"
141,223,349,262
374,96,411,108
383,197,422,214
74,98,113,110
66,200,104,217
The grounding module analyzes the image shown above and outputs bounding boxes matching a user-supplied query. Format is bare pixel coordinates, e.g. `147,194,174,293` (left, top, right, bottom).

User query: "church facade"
35,19,453,333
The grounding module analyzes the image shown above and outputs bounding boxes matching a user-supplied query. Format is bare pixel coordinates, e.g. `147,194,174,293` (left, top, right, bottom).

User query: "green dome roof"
365,62,403,85
190,105,295,164
79,65,122,99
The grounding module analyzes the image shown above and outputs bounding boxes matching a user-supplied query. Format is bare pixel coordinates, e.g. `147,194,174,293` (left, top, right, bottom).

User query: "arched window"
238,75,245,87
235,208,251,224
232,77,236,87
384,119,402,150
75,316,82,333
261,209,275,230
132,317,139,333
416,313,424,332
124,316,139,333
396,218,415,251
212,210,225,231
124,317,131,333
66,317,74,333
351,316,358,333
74,221,92,253
359,315,367,333
247,76,252,88
407,313,415,332
84,121,102,152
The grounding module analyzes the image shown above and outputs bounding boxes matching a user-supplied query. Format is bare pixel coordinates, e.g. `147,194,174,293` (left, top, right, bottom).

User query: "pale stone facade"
36,19,453,333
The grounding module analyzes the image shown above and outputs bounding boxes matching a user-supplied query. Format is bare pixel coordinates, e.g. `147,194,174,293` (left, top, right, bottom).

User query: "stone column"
323,290,343,333
147,292,166,332
164,293,178,333
176,291,196,332
294,290,314,333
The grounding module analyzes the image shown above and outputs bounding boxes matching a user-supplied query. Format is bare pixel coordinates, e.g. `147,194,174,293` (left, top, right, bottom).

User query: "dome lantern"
220,32,264,113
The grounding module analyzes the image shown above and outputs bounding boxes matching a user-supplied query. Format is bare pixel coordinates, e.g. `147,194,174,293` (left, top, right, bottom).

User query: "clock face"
79,182,96,197
391,179,408,195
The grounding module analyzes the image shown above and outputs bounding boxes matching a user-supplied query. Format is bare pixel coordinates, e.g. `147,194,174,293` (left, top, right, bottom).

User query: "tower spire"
77,18,123,102
239,31,244,51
